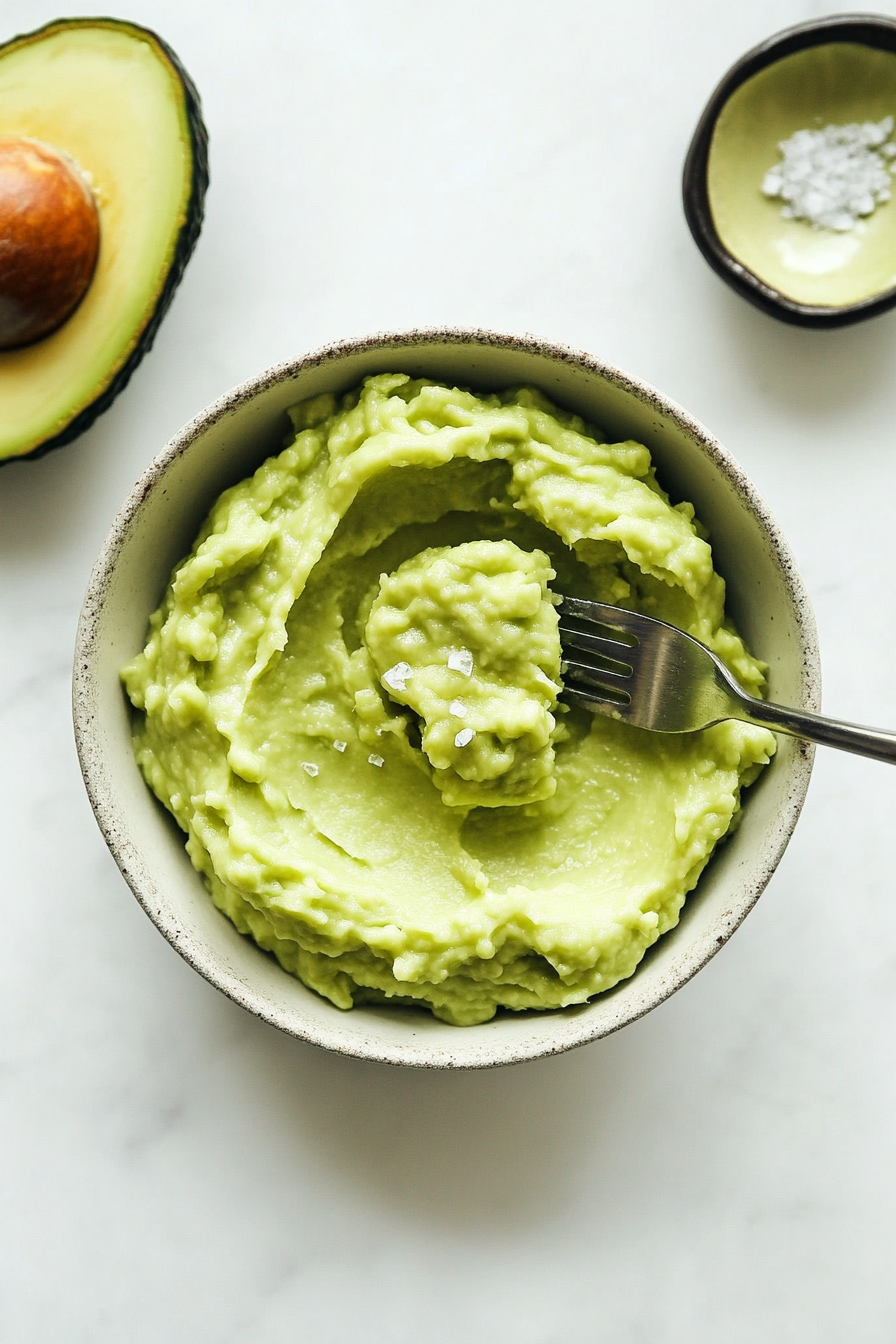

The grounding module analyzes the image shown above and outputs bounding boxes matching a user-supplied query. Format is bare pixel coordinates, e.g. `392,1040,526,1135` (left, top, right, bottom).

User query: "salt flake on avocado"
382,662,413,691
447,649,474,676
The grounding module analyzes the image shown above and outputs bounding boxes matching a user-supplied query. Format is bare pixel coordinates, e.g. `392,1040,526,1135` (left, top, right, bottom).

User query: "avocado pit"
0,135,99,349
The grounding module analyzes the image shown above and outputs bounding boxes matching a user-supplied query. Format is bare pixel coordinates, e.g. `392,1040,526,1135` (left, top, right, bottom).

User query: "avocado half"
0,17,209,463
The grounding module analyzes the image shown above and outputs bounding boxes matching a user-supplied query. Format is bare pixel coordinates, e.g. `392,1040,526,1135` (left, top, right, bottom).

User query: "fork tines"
557,597,639,708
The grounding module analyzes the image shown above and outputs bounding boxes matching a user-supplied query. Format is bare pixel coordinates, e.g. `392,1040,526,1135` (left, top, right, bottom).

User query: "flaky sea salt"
301,761,319,777
382,661,412,691
449,699,467,718
762,116,896,231
332,739,347,753
454,728,475,748
447,648,474,676
368,753,384,768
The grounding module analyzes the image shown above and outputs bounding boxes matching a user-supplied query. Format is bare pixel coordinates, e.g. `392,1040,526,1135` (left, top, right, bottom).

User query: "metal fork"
558,596,896,765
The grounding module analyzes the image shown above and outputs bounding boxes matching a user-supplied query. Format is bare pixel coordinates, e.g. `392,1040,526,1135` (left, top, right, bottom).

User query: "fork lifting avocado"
560,598,896,763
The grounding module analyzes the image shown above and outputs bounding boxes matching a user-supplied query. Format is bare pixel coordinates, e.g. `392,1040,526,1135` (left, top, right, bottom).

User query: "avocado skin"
0,18,210,466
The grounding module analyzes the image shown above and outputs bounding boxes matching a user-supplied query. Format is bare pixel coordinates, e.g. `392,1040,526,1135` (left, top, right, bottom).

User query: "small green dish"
684,13,896,327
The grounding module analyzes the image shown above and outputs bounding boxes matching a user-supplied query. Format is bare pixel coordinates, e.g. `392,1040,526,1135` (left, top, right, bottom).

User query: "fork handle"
738,694,896,765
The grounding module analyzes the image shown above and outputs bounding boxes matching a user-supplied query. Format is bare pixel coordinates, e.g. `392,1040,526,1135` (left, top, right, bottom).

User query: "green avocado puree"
365,539,563,808
122,375,775,1025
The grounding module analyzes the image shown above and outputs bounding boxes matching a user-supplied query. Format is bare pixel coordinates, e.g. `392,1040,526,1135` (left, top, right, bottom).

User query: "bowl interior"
708,41,896,309
75,333,818,1068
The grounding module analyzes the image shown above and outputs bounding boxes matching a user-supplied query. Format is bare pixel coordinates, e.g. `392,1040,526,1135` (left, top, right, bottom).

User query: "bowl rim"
73,327,820,1068
682,12,896,328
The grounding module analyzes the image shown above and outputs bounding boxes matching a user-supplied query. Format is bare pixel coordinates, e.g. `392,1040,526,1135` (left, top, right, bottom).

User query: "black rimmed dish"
684,14,896,327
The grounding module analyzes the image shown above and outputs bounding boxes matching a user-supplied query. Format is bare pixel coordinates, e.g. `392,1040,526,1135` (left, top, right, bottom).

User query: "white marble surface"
3,1,896,1338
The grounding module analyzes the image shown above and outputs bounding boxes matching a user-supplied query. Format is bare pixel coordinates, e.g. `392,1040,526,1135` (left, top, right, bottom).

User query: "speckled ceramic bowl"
73,330,819,1069
684,13,896,326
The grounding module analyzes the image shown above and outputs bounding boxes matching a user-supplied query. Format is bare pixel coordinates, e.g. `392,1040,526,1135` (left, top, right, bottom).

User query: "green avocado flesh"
365,539,564,808
122,375,776,1026
0,19,207,462
708,42,896,308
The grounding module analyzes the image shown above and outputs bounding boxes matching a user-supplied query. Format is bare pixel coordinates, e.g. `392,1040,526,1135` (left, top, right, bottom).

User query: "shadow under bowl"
684,14,896,327
73,329,820,1068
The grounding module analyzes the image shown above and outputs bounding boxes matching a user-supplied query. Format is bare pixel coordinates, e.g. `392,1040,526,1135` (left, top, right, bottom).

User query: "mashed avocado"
365,538,563,808
122,374,776,1025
